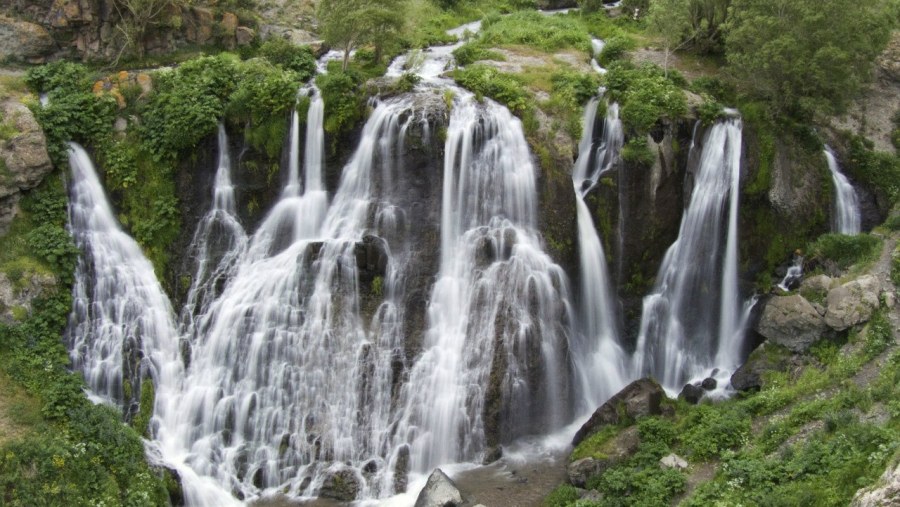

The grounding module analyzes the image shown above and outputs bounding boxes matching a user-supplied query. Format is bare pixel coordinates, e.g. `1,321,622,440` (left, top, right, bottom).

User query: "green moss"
371,276,384,297
571,425,620,461
133,380,155,438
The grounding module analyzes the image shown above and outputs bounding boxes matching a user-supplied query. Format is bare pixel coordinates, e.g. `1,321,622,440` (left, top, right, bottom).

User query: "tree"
316,0,406,71
725,0,894,118
646,0,693,76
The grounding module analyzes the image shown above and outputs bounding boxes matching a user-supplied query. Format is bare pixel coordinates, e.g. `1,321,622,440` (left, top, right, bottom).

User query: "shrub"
25,61,91,95
257,38,317,80
807,233,881,270
621,137,655,166
453,42,505,66
597,35,632,66
603,61,686,134
845,135,900,205
680,405,751,460
141,55,239,162
543,484,580,507
227,60,298,158
452,64,530,115
316,69,365,136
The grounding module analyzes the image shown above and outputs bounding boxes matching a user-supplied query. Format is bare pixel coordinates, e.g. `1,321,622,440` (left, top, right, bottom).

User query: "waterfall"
778,255,804,292
632,118,744,390
824,146,861,235
390,92,573,474
570,100,627,410
65,143,181,413
181,124,248,335
152,98,417,502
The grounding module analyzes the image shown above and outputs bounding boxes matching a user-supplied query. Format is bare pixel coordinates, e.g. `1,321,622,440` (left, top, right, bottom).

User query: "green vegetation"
316,67,366,138
603,62,686,134
844,134,900,206
807,233,882,272
452,64,530,115
317,0,408,70
0,176,168,506
725,0,895,119
256,38,318,79
477,10,592,53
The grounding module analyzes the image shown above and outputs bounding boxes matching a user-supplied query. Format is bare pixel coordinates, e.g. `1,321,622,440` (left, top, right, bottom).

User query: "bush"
543,484,580,507
680,405,751,460
453,42,505,66
621,137,655,166
603,61,686,134
597,35,632,66
32,92,118,166
257,38,317,80
227,60,298,158
452,64,530,115
807,233,881,270
141,55,239,162
316,69,365,136
25,61,91,95
845,135,900,205
475,10,592,53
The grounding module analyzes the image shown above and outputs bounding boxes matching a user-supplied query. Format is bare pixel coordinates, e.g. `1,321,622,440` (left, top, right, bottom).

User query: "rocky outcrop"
573,378,665,446
415,468,468,507
824,275,881,331
0,14,54,61
0,98,54,234
568,426,639,487
852,462,900,507
755,294,828,353
730,343,792,392
0,271,56,323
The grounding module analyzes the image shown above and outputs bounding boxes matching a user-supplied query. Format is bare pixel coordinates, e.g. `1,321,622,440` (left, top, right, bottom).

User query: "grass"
0,371,42,445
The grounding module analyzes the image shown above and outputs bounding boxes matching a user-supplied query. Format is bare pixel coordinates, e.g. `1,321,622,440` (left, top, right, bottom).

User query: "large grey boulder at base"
825,275,881,331
415,468,467,507
852,462,900,506
0,98,54,234
755,294,828,352
572,378,665,446
0,15,54,61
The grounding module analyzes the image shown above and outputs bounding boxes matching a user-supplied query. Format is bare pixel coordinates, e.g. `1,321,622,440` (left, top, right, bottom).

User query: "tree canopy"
316,0,407,70
724,0,895,118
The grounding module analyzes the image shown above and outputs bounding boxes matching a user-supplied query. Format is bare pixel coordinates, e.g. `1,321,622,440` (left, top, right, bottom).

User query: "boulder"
572,378,665,446
567,426,639,487
852,462,900,507
678,383,704,405
824,275,881,331
414,468,467,507
701,377,717,390
319,467,361,502
659,453,688,470
220,12,238,35
187,7,214,45
756,294,828,352
0,271,56,324
801,274,834,295
236,26,255,46
730,343,791,392
0,15,54,61
0,99,54,234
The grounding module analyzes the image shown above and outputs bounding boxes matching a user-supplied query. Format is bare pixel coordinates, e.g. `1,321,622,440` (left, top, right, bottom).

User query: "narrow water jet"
570,99,628,411
824,146,861,235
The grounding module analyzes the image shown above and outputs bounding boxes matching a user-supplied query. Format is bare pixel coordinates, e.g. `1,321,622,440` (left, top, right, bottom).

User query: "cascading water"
180,124,248,336
389,92,574,474
66,143,181,414
824,146,861,235
632,117,745,390
570,99,628,410
151,96,420,502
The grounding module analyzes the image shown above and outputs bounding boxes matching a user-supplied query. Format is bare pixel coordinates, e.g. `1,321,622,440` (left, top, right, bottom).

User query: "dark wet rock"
701,377,718,390
393,444,410,494
319,467,361,502
678,383,704,405
414,468,467,507
573,378,665,446
483,445,503,465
